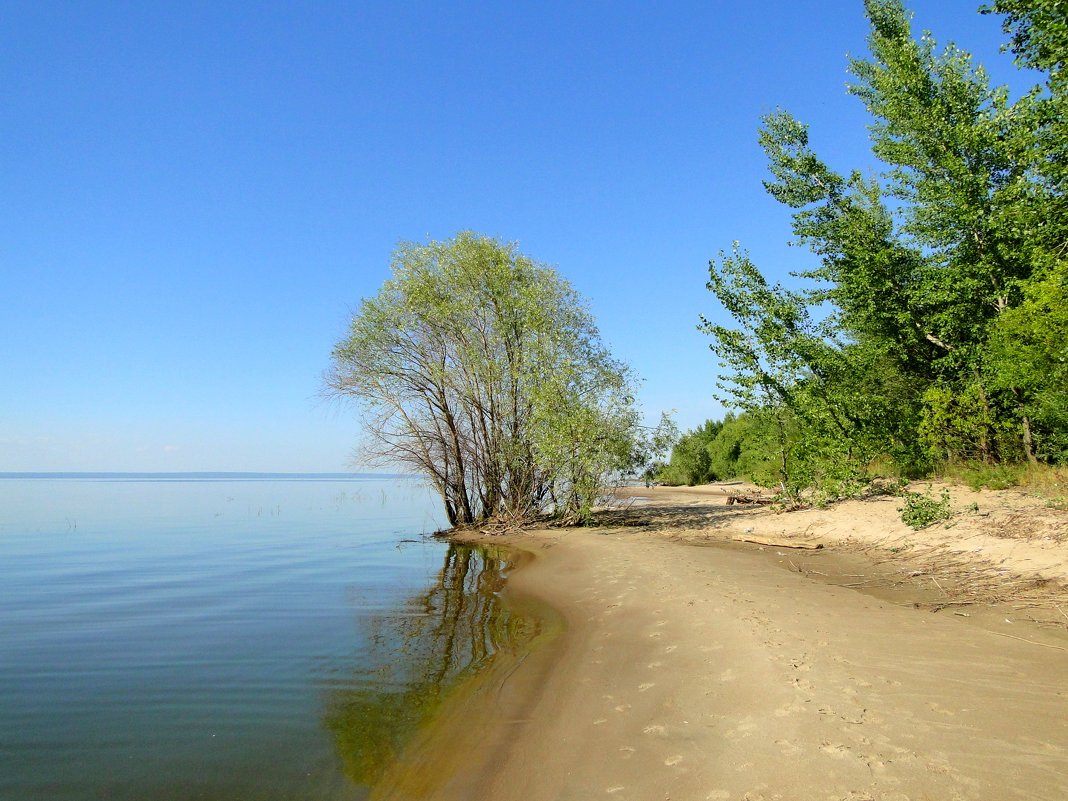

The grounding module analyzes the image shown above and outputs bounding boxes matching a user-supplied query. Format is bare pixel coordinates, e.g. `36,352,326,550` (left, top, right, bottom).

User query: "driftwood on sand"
726,492,773,506
730,534,824,550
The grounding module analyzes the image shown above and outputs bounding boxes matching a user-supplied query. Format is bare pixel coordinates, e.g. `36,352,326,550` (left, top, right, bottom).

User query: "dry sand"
377,486,1068,801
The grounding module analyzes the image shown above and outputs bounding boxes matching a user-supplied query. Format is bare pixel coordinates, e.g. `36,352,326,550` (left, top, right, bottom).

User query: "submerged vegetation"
328,232,670,527
323,544,542,789
663,0,1068,499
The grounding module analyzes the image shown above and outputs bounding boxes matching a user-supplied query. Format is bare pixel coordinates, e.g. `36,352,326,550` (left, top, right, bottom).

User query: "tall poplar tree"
703,0,1068,482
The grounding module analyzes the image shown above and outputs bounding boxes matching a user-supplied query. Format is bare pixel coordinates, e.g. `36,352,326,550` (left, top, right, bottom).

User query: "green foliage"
945,461,1026,491
985,260,1068,463
706,412,780,483
898,487,955,529
660,410,841,497
702,411,792,489
700,0,1068,491
984,0,1068,199
987,0,1068,79
700,247,831,496
656,418,722,485
327,232,650,527
919,384,1000,464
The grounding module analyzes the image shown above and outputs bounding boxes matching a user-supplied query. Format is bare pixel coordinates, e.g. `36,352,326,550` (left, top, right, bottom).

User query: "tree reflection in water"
322,544,539,789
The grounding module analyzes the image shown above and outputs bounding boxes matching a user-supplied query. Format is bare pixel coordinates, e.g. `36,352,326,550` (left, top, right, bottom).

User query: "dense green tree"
702,0,1068,487
982,0,1068,463
704,414,747,481
701,246,824,493
846,0,1065,464
657,418,722,485
989,0,1068,78
708,410,801,489
658,411,810,491
327,232,647,526
984,0,1068,200
986,261,1068,462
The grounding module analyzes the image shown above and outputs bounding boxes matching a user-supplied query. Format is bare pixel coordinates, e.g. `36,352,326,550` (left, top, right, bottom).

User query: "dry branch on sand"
725,492,773,506
730,534,823,550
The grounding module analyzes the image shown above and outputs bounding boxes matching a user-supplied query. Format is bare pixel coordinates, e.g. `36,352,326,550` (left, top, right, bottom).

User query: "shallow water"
0,474,531,800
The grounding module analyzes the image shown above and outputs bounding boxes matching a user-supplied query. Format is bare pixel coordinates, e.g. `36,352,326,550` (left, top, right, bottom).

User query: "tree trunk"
775,411,790,495
976,378,993,465
1022,413,1038,465
1011,388,1038,465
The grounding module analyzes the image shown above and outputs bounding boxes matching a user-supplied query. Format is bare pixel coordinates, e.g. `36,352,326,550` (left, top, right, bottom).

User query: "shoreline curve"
373,497,1068,800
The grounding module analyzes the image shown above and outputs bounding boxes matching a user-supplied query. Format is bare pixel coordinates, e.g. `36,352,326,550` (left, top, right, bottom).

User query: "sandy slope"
612,484,1068,627
629,483,1068,595
378,489,1068,801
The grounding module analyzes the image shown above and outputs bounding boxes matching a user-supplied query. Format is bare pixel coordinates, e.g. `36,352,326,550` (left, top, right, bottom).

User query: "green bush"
898,488,953,529
657,418,724,485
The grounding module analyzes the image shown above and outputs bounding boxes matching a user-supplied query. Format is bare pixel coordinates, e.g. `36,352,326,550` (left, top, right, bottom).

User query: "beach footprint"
775,738,802,756
819,741,851,759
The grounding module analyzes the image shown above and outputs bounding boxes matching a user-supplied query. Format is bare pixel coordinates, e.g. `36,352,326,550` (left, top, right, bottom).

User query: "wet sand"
376,497,1068,801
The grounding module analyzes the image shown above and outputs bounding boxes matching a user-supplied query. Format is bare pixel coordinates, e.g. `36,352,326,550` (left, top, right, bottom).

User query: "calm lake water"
0,474,532,801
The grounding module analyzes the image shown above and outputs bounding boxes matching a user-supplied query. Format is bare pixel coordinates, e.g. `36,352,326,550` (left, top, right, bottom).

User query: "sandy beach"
377,485,1068,801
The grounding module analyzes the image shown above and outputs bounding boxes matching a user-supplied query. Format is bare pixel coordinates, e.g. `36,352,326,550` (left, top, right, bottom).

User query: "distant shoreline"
0,471,412,480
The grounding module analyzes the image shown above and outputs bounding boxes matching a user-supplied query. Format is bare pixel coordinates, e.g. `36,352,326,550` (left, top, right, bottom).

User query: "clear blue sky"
1,1,1033,471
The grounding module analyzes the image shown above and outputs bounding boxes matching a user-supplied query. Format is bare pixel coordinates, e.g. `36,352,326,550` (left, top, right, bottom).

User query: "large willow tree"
327,232,644,527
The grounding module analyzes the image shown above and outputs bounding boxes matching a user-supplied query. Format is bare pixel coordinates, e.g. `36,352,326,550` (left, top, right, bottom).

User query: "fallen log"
726,494,773,506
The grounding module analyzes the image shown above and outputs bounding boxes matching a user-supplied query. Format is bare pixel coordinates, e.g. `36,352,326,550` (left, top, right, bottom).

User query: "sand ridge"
616,483,1068,625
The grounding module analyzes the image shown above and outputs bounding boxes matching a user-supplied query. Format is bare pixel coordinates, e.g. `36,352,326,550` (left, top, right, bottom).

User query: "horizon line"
0,470,411,478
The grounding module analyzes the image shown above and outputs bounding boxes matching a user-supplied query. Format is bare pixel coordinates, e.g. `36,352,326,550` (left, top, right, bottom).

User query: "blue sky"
1,1,1034,471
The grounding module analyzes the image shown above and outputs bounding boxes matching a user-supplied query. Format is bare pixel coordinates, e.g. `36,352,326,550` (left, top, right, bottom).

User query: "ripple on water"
0,476,536,801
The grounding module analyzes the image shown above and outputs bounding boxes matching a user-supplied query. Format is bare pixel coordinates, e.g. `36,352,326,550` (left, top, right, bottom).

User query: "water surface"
0,474,532,800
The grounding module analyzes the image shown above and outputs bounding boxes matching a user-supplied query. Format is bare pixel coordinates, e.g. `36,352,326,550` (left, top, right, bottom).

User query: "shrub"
948,462,1025,491
898,487,953,529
